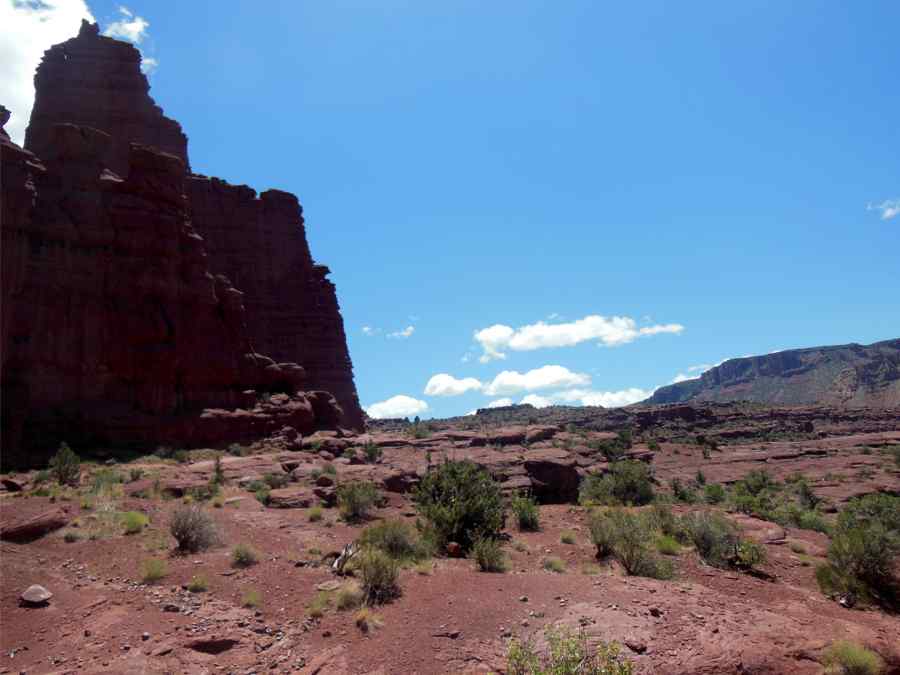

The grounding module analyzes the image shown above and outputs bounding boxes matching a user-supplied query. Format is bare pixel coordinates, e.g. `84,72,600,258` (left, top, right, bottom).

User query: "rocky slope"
1,21,363,466
644,339,900,408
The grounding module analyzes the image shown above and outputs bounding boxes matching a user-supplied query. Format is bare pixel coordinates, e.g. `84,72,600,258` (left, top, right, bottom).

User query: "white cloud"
868,198,900,221
366,395,428,419
483,365,591,396
140,55,158,74
361,325,377,336
103,5,148,43
485,397,514,408
0,0,95,144
424,373,482,397
671,373,697,384
388,325,415,339
474,315,684,361
520,387,649,409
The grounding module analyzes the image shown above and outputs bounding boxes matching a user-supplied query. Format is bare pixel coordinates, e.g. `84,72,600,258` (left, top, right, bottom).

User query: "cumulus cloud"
366,395,428,419
485,397,514,408
474,315,684,361
0,0,95,144
868,198,900,221
388,325,415,339
361,325,376,336
103,5,148,43
424,373,483,397
483,365,591,396
520,387,649,409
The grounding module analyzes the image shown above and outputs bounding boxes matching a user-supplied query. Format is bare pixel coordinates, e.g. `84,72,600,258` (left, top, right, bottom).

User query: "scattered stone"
19,585,52,606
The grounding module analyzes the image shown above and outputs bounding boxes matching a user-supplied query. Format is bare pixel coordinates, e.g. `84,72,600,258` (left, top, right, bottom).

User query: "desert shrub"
169,505,220,552
543,557,566,573
63,530,81,543
358,519,433,562
656,534,681,556
588,510,618,558
129,468,144,482
838,493,900,534
337,481,381,522
172,450,189,464
187,575,209,592
263,472,289,489
681,511,739,567
232,543,259,567
560,530,577,545
740,469,776,496
227,443,249,457
307,591,332,618
646,503,681,538
704,483,726,504
357,548,400,604
589,429,633,462
141,558,168,583
242,588,262,608
822,640,884,675
579,461,654,507
413,460,506,551
253,485,271,505
511,492,540,531
308,505,324,522
603,510,674,579
507,627,634,675
33,469,52,485
336,583,365,611
50,443,81,486
670,478,698,504
323,463,337,476
472,537,506,572
211,455,226,485
363,441,383,463
647,439,661,452
121,511,149,534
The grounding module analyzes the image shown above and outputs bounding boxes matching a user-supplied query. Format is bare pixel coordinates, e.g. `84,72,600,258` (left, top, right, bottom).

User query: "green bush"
579,461,654,506
308,505,324,522
588,510,617,558
242,588,262,608
357,548,400,604
141,558,168,583
335,584,364,611
822,640,884,675
363,441,383,463
507,627,634,675
606,510,673,579
646,503,681,538
413,460,506,552
211,455,226,486
704,483,726,504
169,505,220,552
472,537,506,572
129,468,144,483
511,492,540,531
358,519,433,562
263,472,289,489
121,511,149,534
232,543,259,567
681,511,739,568
49,443,81,486
670,478,698,504
337,481,381,522
187,575,209,592
33,469,52,485
656,534,681,556
560,530,577,545
543,556,566,573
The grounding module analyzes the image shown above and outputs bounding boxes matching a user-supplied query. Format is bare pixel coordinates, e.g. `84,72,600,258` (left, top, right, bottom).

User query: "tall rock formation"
644,339,900,408
1,21,363,466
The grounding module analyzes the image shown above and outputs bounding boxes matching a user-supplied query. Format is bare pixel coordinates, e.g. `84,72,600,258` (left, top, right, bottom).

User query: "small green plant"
511,492,540,531
307,590,333,618
656,534,680,556
129,468,144,482
363,441,383,463
821,640,884,675
187,575,209,592
308,505,324,522
232,543,259,567
33,469,52,485
472,537,506,572
242,588,262,608
560,530,577,545
141,558,168,583
543,556,566,573
49,443,81,486
507,627,634,675
579,461,654,506
704,483,726,504
358,519,434,562
670,478,698,504
354,607,384,633
323,463,338,476
335,583,365,611
63,530,81,543
169,505,220,552
121,511,149,534
263,472,289,489
211,454,226,485
357,548,400,604
172,450,189,464
647,439,661,452
414,460,506,552
337,481,381,522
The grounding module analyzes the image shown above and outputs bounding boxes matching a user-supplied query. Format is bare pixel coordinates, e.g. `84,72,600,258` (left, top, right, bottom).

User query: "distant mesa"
0,22,363,467
643,339,900,408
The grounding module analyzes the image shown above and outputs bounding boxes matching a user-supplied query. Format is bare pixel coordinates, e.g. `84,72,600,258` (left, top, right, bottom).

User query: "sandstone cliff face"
1,22,363,465
644,339,900,407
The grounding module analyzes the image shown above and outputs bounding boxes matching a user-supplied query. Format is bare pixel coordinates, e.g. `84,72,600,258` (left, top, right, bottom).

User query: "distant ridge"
643,339,900,408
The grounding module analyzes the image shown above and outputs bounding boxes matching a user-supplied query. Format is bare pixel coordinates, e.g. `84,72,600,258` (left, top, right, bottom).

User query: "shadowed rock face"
0,21,363,465
644,339,900,408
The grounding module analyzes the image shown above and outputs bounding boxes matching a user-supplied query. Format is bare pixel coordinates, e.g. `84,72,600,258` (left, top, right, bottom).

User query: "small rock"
141,632,150,641
625,640,647,655
20,585,52,606
446,542,462,557
519,595,528,602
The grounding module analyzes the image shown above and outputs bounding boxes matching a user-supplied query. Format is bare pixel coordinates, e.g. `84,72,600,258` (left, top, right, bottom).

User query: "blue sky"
3,1,898,419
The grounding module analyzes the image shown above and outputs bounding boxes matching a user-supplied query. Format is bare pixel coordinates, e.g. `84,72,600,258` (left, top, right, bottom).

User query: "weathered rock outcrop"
644,339,900,408
1,21,363,465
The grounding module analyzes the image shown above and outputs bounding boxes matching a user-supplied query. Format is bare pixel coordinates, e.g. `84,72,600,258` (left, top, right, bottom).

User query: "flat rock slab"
0,507,69,543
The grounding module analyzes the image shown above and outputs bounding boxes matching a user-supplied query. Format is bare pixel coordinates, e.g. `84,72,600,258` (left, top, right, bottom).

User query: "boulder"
20,584,53,606
1,507,69,542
